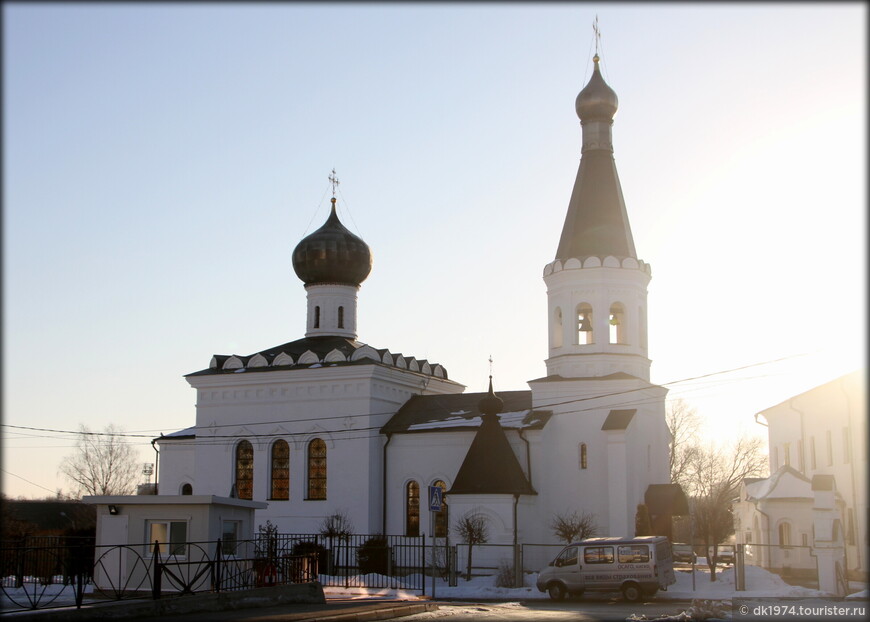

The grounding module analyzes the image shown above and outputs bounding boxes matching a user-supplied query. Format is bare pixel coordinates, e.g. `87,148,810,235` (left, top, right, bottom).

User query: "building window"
843,428,850,464
314,306,320,329
180,483,193,495
553,308,563,348
826,430,833,466
271,440,290,500
432,479,448,537
801,533,808,547
609,302,625,344
235,440,254,500
846,508,856,545
406,481,420,537
783,443,790,467
307,438,327,500
576,303,593,345
579,443,587,470
222,520,241,556
338,306,344,329
146,520,187,557
778,522,792,547
810,436,816,469
745,532,752,544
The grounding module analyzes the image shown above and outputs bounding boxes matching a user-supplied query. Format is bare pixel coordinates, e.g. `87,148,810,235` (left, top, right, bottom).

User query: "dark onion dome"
575,54,618,122
292,198,372,286
477,376,504,418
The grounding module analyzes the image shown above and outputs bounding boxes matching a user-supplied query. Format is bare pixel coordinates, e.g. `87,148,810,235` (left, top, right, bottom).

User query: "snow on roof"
406,410,537,431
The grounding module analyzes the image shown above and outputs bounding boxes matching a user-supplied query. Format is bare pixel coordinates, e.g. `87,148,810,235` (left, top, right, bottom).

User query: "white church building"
156,53,680,547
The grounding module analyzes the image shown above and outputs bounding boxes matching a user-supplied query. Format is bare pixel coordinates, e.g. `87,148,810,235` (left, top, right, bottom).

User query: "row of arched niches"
209,346,448,378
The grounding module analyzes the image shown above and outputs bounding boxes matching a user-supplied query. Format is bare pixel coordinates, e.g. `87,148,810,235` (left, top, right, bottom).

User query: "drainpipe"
513,493,520,587
152,436,161,495
382,433,393,535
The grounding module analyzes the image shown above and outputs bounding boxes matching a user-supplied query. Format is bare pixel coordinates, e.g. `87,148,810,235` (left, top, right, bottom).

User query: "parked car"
671,543,697,564
713,547,734,565
536,536,676,603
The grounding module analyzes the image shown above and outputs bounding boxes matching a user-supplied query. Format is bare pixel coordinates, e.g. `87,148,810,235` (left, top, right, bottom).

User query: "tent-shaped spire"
555,54,637,260
448,377,536,496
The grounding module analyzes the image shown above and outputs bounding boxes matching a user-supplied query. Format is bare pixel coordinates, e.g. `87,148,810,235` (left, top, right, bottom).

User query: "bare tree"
58,424,140,497
549,509,599,544
634,504,653,536
319,510,354,574
684,435,767,581
454,510,489,581
666,398,702,489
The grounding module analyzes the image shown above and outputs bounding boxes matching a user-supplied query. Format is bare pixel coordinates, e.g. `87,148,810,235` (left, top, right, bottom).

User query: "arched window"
406,481,420,536
338,306,344,329
609,302,625,344
577,303,593,345
180,483,193,495
235,440,254,500
314,306,320,329
271,440,290,500
432,479,448,538
778,522,792,547
579,443,588,470
553,307,563,348
307,438,327,500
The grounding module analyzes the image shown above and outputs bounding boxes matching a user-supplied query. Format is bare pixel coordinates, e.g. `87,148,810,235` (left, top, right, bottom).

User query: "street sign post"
428,486,443,597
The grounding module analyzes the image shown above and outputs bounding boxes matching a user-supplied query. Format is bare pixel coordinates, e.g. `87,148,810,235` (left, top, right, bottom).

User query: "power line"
1,468,59,495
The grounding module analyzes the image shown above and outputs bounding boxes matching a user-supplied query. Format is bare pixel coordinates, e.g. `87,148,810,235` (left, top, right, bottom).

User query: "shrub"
357,536,391,575
495,559,516,588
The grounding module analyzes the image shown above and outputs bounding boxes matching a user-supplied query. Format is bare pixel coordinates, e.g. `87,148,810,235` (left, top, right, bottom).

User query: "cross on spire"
593,15,601,57
488,355,493,378
328,168,340,198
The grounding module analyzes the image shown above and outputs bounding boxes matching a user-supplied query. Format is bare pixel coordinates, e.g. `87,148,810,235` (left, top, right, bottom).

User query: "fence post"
152,541,162,600
214,538,222,592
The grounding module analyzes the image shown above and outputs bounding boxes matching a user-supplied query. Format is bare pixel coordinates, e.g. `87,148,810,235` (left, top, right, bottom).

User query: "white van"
535,536,676,602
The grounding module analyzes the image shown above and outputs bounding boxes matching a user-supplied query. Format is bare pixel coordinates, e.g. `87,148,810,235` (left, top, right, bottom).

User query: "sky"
3,3,866,499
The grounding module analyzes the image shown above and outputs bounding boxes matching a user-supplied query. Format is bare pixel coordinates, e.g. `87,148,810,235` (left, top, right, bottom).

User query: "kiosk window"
584,546,614,564
618,545,650,563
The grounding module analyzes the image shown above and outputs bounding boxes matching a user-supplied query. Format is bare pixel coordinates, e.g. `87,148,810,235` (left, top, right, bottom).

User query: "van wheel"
547,583,566,601
622,582,642,603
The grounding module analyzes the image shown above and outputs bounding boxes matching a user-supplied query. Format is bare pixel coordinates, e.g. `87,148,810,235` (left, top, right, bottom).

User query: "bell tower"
543,54,652,381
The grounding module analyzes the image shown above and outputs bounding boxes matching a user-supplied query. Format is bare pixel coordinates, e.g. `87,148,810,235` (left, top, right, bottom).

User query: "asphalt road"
396,597,692,621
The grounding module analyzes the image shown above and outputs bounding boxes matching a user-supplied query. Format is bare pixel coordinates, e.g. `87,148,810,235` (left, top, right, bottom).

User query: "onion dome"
575,54,618,121
292,198,372,286
477,376,504,418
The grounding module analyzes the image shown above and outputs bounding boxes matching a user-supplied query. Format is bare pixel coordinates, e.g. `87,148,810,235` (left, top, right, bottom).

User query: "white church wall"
761,371,866,575
157,438,195,496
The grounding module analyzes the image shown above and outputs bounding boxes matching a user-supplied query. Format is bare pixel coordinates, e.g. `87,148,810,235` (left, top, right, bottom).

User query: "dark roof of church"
186,335,454,382
382,390,551,434
556,151,636,260
601,409,636,430
447,388,537,496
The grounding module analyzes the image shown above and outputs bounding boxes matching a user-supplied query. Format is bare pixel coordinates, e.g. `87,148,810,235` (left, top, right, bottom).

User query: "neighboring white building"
733,371,867,579
156,53,678,550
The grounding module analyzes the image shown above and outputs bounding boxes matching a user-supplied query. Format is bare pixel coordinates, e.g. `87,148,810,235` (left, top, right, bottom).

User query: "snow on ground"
323,566,869,603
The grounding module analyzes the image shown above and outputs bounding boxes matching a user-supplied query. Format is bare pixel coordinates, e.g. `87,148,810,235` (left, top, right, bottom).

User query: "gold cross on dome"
328,169,340,198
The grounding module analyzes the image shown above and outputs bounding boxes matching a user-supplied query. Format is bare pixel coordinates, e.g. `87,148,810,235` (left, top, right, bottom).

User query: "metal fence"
273,533,426,592
1,537,318,612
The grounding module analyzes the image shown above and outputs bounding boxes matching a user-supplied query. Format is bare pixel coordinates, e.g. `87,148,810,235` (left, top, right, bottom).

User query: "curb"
284,602,439,622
